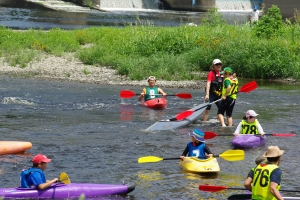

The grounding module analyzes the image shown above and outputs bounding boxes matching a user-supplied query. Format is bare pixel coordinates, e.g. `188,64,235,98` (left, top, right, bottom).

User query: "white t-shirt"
250,10,259,22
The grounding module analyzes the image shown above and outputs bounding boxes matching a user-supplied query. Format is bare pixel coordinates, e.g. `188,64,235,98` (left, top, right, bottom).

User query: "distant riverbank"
1,7,300,86
0,53,206,89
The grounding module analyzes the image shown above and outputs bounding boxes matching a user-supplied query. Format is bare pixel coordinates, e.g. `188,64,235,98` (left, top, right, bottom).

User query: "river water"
0,7,251,30
0,75,299,199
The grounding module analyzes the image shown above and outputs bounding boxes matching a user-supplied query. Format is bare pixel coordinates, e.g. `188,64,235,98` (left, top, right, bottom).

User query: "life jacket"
222,77,239,99
209,71,223,97
252,164,281,200
20,168,43,188
241,119,259,135
187,142,206,159
144,86,159,101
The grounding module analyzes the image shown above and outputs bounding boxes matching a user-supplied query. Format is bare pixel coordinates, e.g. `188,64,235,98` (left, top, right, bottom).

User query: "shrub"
253,5,283,38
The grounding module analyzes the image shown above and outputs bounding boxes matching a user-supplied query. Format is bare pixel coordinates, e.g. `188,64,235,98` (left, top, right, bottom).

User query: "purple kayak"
232,135,266,149
0,183,135,199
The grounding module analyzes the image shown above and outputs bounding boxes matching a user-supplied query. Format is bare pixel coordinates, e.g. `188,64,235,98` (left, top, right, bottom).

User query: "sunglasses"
215,63,222,66
249,116,256,119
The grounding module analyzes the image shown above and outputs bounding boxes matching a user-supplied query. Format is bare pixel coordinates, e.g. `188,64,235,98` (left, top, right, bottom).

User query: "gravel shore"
0,53,206,89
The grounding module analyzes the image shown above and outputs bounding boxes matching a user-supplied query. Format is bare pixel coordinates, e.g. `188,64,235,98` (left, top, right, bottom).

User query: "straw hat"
263,146,284,158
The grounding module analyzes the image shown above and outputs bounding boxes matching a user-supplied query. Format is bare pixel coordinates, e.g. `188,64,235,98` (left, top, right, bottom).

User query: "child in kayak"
217,67,239,127
180,129,213,160
20,154,58,190
138,76,167,101
233,110,265,136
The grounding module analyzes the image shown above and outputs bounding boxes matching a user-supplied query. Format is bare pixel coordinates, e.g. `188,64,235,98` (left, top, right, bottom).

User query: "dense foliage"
0,5,300,81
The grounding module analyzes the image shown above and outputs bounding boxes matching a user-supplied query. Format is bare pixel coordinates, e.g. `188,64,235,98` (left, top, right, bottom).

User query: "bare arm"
158,88,167,96
205,81,211,101
37,178,58,190
222,85,231,100
270,182,284,200
234,122,242,136
244,177,252,192
138,88,146,101
256,121,265,135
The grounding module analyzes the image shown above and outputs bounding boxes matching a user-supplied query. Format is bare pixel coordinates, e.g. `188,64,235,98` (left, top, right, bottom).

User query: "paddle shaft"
224,187,300,192
163,154,224,160
120,90,192,99
200,185,300,193
204,132,296,140
163,156,208,161
175,81,257,121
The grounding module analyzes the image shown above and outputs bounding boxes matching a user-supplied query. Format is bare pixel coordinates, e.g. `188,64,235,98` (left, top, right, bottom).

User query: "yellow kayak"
179,157,220,173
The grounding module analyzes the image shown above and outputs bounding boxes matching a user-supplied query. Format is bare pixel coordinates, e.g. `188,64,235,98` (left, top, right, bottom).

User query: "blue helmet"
254,6,258,10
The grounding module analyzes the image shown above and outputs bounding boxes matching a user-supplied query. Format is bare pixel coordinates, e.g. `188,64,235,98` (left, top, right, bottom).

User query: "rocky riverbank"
0,53,206,89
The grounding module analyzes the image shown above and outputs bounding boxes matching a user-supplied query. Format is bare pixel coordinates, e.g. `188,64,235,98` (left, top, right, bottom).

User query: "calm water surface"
0,76,299,199
0,7,250,30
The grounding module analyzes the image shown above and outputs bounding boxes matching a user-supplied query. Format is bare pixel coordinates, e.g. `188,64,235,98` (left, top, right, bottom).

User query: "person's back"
20,154,58,190
20,167,45,188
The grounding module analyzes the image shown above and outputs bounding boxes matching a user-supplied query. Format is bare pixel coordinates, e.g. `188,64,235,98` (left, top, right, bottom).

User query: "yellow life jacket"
252,164,281,200
222,77,239,100
241,119,259,135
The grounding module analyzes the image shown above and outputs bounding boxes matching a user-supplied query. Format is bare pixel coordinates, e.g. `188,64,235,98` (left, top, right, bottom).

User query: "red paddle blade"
120,90,136,98
199,185,228,192
204,131,218,140
176,93,192,99
238,81,257,93
272,133,296,137
175,110,193,121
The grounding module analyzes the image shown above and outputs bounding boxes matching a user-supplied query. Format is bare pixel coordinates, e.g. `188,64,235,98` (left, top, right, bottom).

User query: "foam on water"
2,97,36,106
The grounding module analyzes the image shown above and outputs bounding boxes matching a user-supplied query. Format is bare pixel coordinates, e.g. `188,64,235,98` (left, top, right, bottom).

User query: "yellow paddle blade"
138,156,164,163
59,172,71,184
219,150,245,161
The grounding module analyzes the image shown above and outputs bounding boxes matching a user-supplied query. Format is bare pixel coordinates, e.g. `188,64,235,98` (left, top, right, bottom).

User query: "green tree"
253,5,283,38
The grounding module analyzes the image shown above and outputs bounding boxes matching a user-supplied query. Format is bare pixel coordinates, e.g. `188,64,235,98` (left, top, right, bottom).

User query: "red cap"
32,154,52,164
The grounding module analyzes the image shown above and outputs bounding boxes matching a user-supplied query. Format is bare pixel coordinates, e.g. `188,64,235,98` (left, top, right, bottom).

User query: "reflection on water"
0,7,251,30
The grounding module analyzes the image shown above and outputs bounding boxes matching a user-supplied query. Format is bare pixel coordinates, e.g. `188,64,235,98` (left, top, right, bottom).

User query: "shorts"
205,92,221,110
217,97,235,117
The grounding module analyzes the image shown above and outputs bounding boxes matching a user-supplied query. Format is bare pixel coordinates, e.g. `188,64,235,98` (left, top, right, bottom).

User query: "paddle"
204,131,296,140
119,90,192,99
175,81,258,121
138,149,244,163
228,194,300,200
199,184,300,193
59,172,71,184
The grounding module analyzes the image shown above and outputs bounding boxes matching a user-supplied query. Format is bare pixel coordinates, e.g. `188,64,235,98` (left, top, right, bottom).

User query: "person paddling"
138,76,167,101
233,110,265,136
244,146,284,200
20,154,58,190
180,129,213,160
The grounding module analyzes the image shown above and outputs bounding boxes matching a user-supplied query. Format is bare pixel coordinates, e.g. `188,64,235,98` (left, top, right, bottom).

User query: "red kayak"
141,98,167,110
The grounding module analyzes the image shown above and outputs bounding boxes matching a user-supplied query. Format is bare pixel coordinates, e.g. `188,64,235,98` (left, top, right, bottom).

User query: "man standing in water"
244,146,284,200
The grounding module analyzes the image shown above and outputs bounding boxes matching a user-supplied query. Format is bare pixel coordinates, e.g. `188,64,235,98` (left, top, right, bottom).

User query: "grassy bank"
0,6,300,81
